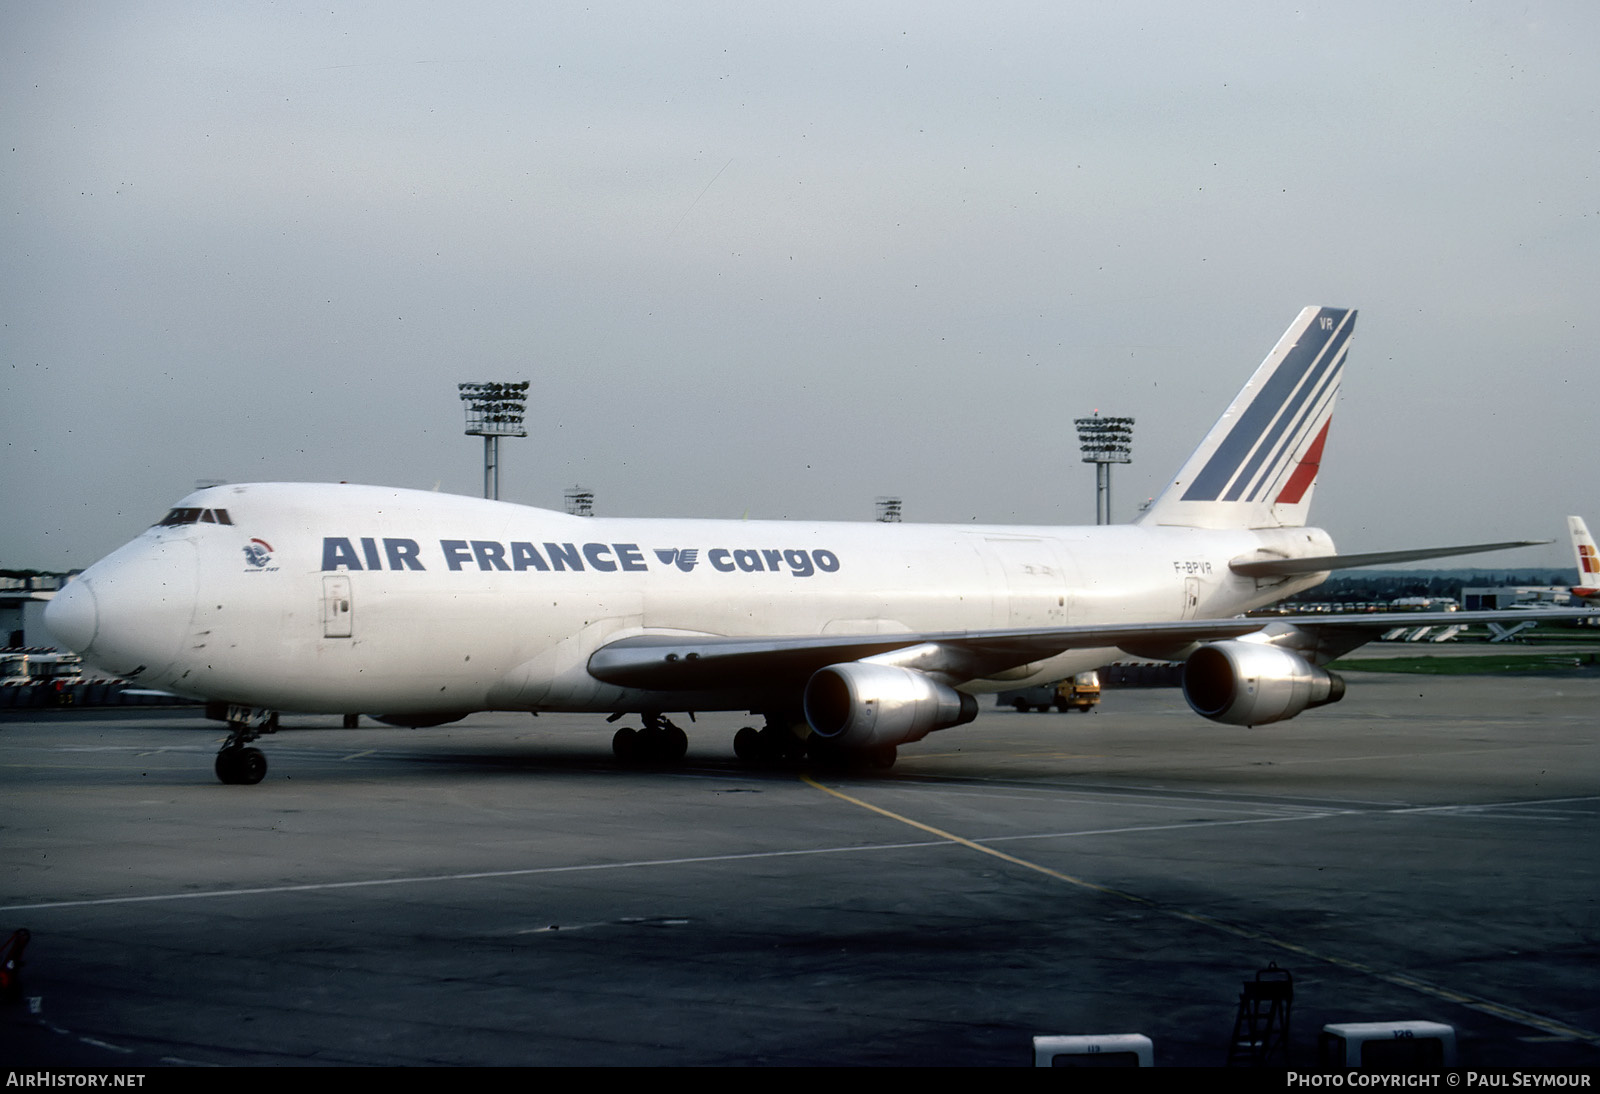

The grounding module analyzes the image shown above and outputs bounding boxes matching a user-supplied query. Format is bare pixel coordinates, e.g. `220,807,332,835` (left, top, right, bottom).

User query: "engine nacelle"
804,662,980,750
1183,640,1345,726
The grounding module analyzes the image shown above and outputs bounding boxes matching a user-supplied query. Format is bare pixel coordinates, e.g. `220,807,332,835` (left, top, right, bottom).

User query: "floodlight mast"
564,487,594,518
1074,413,1134,525
458,382,529,500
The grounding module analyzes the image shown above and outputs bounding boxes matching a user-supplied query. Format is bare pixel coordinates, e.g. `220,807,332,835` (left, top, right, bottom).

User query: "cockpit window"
155,507,232,527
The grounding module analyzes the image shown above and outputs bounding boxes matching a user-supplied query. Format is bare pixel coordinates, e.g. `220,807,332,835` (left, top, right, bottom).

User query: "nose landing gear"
215,745,267,785
214,706,278,784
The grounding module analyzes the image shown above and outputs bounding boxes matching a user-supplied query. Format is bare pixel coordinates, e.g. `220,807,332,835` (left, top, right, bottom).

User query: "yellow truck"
998,671,1101,713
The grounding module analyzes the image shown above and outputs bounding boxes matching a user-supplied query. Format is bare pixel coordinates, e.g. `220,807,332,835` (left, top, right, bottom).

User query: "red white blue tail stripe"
1138,307,1354,530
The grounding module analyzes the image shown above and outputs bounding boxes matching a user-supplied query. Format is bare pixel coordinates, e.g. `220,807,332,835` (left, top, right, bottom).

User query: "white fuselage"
53,483,1334,716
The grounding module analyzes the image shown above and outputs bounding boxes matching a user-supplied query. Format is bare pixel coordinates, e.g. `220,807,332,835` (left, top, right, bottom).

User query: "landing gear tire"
660,724,688,763
734,723,807,766
612,726,639,763
215,746,267,785
733,726,761,763
215,706,277,784
613,717,689,765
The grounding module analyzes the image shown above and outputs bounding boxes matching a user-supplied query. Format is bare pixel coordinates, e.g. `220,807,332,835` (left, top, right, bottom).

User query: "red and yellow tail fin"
1569,516,1600,603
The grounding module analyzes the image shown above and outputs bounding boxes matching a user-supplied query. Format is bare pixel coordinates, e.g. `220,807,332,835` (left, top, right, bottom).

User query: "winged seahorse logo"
653,548,699,572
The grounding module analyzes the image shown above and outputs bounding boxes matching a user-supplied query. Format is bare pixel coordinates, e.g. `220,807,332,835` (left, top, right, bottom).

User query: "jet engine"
1182,640,1345,726
804,662,980,750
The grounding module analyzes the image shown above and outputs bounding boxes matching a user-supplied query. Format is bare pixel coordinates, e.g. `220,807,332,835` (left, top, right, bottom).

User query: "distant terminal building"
1461,585,1575,611
0,573,69,648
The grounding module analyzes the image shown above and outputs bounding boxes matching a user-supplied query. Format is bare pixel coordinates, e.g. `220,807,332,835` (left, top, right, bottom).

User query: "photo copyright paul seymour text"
1287,1076,1592,1088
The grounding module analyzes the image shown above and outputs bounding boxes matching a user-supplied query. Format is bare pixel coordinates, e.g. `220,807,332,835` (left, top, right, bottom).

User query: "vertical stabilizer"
1137,307,1354,530
1569,516,1600,602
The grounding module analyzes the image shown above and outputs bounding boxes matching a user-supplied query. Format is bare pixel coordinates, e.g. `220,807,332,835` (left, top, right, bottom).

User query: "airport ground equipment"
998,671,1101,713
1380,624,1466,642
1032,1033,1153,1067
1318,1020,1456,1070
1225,961,1293,1066
1097,660,1184,687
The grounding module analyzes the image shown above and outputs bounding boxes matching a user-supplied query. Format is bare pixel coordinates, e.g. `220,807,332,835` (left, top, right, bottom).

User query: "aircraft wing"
587,608,1593,691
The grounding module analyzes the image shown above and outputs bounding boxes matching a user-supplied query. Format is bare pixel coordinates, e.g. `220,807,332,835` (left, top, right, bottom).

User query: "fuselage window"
155,507,231,527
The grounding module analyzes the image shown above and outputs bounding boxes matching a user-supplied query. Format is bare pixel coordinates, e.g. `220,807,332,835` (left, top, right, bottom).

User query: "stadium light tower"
564,486,594,517
1074,412,1134,525
458,382,529,500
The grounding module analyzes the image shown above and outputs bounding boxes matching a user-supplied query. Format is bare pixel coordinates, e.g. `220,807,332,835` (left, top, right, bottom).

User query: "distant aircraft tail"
1137,306,1355,530
1569,516,1600,601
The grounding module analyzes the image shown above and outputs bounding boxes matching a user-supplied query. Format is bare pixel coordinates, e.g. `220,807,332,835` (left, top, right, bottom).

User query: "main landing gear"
733,718,806,765
214,706,278,785
611,713,689,765
731,715,899,770
604,711,899,770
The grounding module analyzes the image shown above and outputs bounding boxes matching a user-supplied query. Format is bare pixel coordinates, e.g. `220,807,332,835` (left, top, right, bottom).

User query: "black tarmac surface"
2,674,1597,1067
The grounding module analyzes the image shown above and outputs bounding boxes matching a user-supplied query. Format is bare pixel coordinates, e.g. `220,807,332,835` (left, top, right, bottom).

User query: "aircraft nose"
44,578,98,653
53,537,199,680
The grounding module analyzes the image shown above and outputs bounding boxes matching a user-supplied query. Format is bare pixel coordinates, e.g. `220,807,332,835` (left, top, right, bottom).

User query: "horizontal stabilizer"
1229,540,1547,578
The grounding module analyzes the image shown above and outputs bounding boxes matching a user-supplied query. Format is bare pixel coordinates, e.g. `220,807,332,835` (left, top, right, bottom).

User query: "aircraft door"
1182,576,1201,619
322,575,353,638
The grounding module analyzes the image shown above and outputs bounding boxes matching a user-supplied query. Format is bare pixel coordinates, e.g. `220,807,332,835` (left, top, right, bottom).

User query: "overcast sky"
4,1,1596,570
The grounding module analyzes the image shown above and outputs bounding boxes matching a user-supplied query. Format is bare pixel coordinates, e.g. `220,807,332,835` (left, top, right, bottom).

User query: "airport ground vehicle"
999,672,1101,713
0,649,82,688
